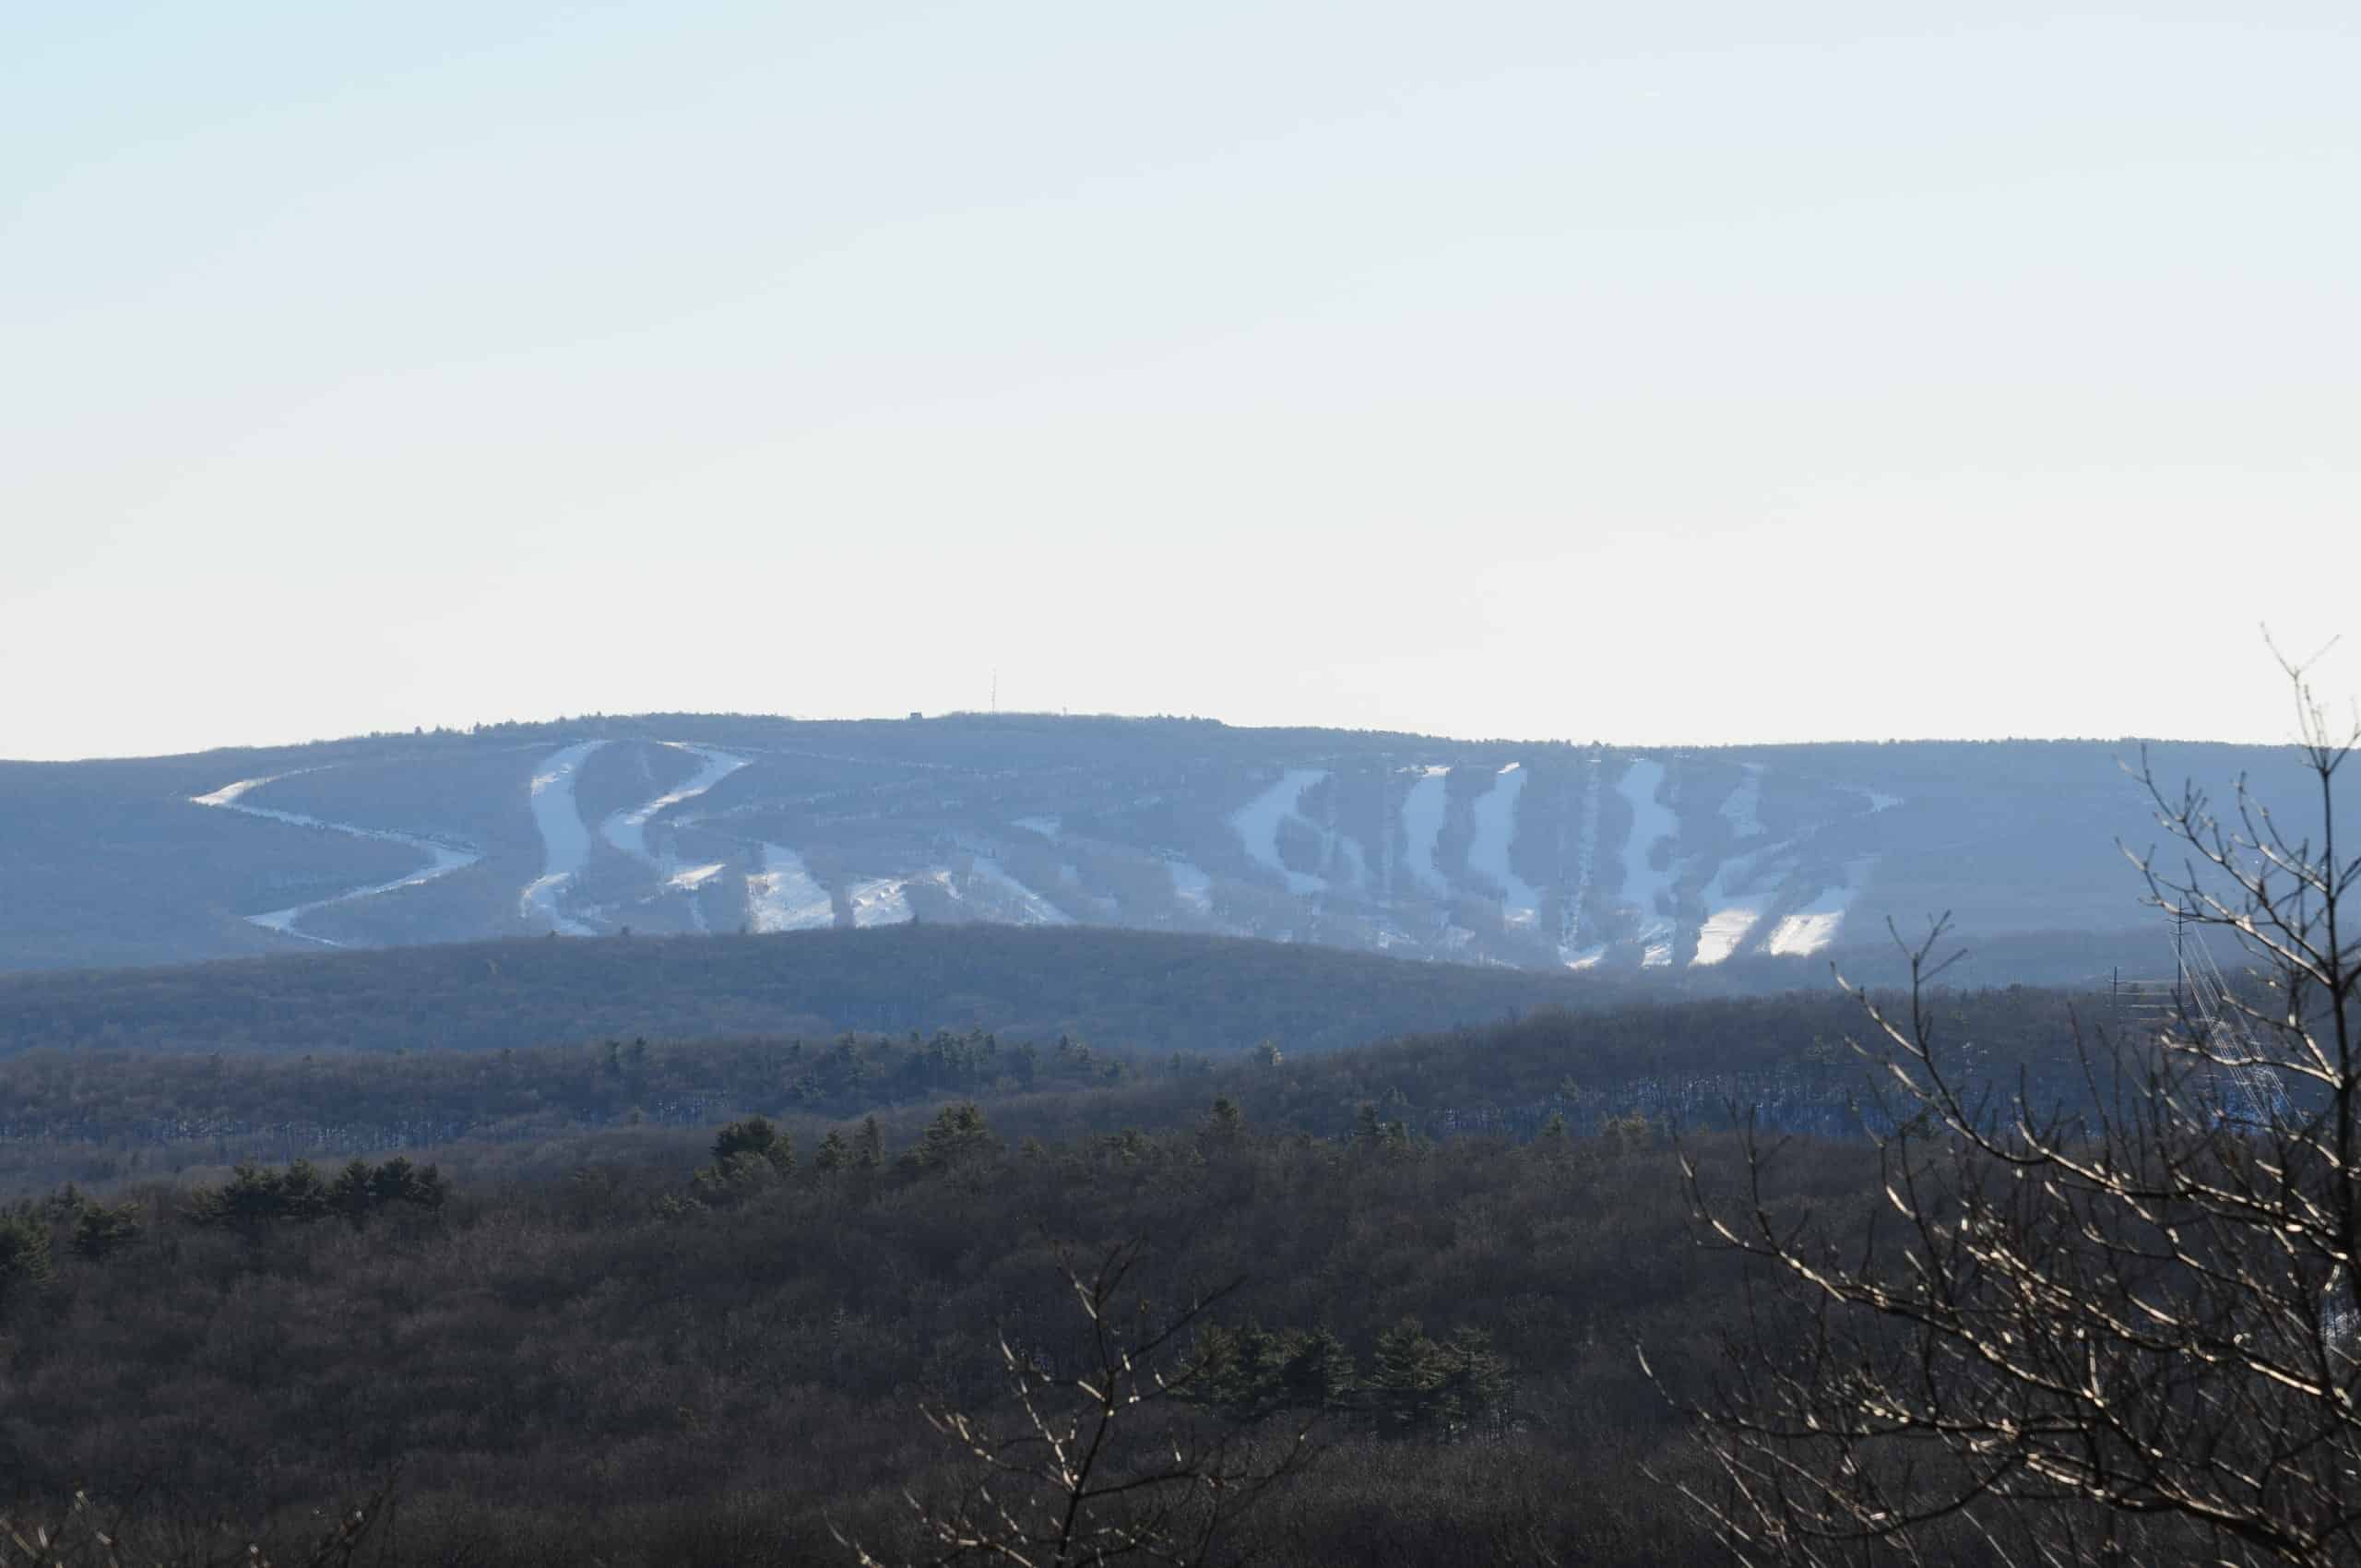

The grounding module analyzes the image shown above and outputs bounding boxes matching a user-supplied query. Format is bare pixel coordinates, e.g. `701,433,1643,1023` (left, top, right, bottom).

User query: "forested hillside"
0,1089,1885,1565
0,925,1647,1061
0,964,2101,1192
6,711,2322,980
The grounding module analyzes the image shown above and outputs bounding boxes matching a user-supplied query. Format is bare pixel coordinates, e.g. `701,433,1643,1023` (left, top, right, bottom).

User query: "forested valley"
0,945,2112,1566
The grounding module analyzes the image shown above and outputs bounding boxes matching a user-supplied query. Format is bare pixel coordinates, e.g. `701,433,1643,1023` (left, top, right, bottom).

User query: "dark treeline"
0,1099,1885,1567
0,981,2112,1191
0,924,1669,1060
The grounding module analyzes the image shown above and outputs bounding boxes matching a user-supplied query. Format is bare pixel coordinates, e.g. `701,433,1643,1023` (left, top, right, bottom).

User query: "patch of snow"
967,857,1074,926
192,771,483,943
1399,766,1451,896
747,845,837,932
601,742,750,867
1858,789,1903,814
1690,907,1765,968
1690,839,1788,968
192,773,309,809
1764,858,1877,956
1559,755,1603,965
668,862,727,892
1334,835,1369,890
1014,815,1063,842
522,740,610,934
1616,759,1679,952
1643,941,1675,968
1720,765,1765,839
849,876,913,927
1563,944,1607,970
1691,904,1768,967
1467,763,1540,929
1230,769,1330,896
1169,859,1214,915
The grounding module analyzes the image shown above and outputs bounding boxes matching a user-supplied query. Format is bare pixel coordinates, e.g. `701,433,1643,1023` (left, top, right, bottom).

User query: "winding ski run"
523,740,751,934
599,743,749,866
522,741,610,934
191,774,481,945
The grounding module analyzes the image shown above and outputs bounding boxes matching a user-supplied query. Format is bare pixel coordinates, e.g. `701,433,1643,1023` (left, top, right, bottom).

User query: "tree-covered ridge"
0,1098,1865,1567
0,925,1641,1060
8,707,2328,979
0,973,2107,1196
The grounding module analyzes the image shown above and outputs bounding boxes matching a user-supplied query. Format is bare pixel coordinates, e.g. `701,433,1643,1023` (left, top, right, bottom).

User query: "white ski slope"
747,844,836,933
1400,766,1451,895
521,740,610,935
1467,764,1539,928
1230,769,1330,896
1692,858,1776,966
1720,765,1766,839
1617,759,1679,956
1559,754,1602,966
967,857,1074,925
192,772,482,944
849,876,913,927
1764,858,1876,956
600,743,749,866
1169,859,1215,916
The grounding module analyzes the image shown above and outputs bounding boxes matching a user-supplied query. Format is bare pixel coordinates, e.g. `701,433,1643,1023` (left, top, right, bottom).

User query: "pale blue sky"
6,3,2355,760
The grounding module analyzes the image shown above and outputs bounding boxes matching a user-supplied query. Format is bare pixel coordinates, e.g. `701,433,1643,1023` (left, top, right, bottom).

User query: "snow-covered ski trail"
191,772,482,944
522,740,609,934
849,876,914,927
1765,859,1876,956
1399,766,1451,896
600,743,750,866
1467,764,1539,928
1230,769,1332,896
1617,759,1680,967
747,844,836,932
967,857,1074,926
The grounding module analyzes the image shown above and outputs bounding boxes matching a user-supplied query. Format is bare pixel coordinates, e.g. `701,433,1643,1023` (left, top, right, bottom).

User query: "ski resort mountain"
0,712,2325,980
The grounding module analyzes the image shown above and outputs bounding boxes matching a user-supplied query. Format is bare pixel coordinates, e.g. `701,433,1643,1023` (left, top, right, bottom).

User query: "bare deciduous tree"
841,1240,1308,1568
0,1488,381,1568
1652,651,2361,1566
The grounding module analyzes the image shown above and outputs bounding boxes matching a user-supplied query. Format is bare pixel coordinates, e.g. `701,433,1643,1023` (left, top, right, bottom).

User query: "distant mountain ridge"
0,712,2328,980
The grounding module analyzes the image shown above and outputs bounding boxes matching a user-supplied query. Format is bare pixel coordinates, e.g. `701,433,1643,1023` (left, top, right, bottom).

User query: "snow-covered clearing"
1720,765,1765,839
1691,903,1766,967
1558,755,1603,965
1230,769,1330,896
747,845,836,932
1169,859,1214,915
1854,789,1903,814
522,740,610,935
668,863,727,892
600,743,749,866
1467,764,1539,929
1617,759,1679,953
1690,843,1776,967
1764,859,1877,956
1014,816,1062,842
1399,766,1451,895
849,876,914,927
191,772,482,944
967,857,1074,925
1563,944,1607,970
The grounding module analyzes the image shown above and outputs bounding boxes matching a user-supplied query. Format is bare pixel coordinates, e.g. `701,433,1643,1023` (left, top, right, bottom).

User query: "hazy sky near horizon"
6,3,2356,761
